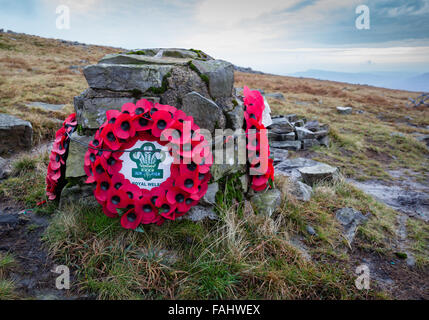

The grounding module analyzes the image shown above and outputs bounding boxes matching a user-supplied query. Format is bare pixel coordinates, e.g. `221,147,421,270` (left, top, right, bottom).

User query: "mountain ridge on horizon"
290,69,429,92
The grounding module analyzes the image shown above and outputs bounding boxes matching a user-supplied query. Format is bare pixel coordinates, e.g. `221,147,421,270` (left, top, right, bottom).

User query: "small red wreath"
46,113,77,200
243,87,274,191
84,100,213,229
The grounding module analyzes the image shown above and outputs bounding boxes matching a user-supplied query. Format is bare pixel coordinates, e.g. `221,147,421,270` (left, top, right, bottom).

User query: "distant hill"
291,69,428,92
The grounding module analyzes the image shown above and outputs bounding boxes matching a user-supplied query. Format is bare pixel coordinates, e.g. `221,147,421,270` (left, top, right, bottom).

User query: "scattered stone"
182,91,226,134
268,132,295,141
265,92,285,100
271,148,289,164
292,119,305,127
296,127,315,140
284,114,298,122
302,139,320,149
201,182,219,206
304,120,319,131
268,117,295,133
182,205,218,222
275,157,321,181
306,225,316,236
0,113,33,155
298,163,338,186
335,207,368,244
25,102,66,111
318,135,330,147
288,180,313,202
250,188,281,217
336,106,352,115
270,140,302,151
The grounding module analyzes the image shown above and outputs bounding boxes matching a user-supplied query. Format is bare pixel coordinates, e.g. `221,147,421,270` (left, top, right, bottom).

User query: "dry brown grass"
0,32,118,147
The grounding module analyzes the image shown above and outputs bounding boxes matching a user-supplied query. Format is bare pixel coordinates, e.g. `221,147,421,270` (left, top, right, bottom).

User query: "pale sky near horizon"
1,0,429,74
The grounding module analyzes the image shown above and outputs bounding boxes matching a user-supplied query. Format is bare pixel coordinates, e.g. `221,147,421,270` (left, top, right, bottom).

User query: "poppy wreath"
84,99,213,229
243,86,274,191
46,113,77,200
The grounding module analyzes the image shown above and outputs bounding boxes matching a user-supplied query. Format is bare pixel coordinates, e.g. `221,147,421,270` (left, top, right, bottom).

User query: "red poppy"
121,102,137,115
100,154,123,175
106,188,130,213
94,173,112,203
176,169,199,194
119,180,142,201
121,208,143,229
106,109,121,124
132,112,152,132
155,193,177,220
135,196,163,225
135,99,153,115
151,110,174,137
100,123,121,150
113,113,135,140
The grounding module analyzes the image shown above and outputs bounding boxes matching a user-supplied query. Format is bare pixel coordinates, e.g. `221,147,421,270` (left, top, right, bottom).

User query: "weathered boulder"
298,163,338,186
201,182,219,206
288,180,313,202
191,59,234,101
181,91,226,134
335,207,368,244
83,64,172,92
0,114,33,155
250,188,282,217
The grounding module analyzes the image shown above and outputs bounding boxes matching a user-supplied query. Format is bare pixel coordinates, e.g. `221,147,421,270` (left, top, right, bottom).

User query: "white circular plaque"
119,140,173,190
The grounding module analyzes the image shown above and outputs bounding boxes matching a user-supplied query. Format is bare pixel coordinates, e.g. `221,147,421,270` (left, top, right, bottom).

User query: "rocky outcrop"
267,115,330,153
181,91,226,134
0,114,33,155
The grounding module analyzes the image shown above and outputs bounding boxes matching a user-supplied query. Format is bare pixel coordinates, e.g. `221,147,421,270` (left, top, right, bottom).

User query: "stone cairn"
63,48,282,217
60,48,333,217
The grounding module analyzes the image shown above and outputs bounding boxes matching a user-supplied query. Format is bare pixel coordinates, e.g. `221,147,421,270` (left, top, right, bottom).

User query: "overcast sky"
1,0,429,74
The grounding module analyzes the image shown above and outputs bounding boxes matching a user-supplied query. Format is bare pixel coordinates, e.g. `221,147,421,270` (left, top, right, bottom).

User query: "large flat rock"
83,63,172,92
0,113,33,155
66,132,93,178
